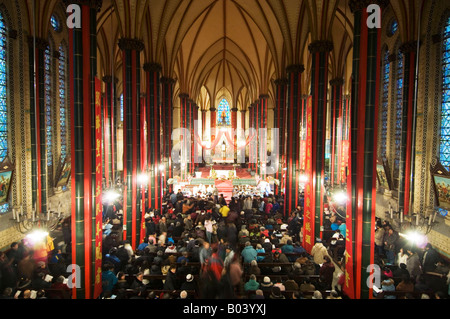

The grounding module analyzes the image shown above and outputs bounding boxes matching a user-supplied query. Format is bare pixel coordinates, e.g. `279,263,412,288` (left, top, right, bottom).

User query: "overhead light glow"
333,191,348,204
104,190,120,203
26,229,49,244
399,231,428,248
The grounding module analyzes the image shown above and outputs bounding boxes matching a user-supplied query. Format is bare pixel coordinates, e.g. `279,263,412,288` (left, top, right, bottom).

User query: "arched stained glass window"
393,49,403,189
50,15,61,32
0,12,7,163
59,44,67,162
380,49,390,158
440,16,450,171
388,19,398,37
120,93,124,122
0,11,8,213
217,98,231,126
44,46,52,167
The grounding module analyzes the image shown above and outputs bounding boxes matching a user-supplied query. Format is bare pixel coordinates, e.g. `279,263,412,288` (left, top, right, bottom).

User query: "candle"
428,214,432,225
12,208,15,220
416,214,419,226
432,212,437,223
400,211,403,223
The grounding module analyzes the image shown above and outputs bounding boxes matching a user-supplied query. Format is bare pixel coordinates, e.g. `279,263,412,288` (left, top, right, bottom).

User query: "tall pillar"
231,107,238,163
102,75,117,187
193,103,201,169
179,93,190,179
330,78,344,186
210,106,217,148
398,41,418,216
346,0,386,300
119,38,144,249
67,0,102,299
274,79,288,195
28,37,49,217
309,40,333,241
284,64,304,217
161,77,175,190
249,103,257,171
259,95,269,179
144,62,162,211
201,109,207,140
240,110,246,165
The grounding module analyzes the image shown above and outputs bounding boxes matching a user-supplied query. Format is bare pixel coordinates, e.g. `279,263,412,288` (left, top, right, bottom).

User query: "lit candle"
400,210,403,223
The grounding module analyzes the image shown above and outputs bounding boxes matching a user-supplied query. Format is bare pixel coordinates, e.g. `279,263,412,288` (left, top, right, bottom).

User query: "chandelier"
11,203,65,235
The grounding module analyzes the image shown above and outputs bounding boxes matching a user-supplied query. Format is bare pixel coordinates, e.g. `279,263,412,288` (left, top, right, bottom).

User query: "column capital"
179,93,190,99
161,77,176,85
274,78,288,86
349,0,389,13
201,109,208,113
231,108,239,112
143,62,162,73
399,41,419,54
308,40,333,53
259,94,269,100
118,38,145,52
102,75,119,84
329,78,344,87
240,109,246,113
301,94,310,100
27,36,49,50
286,64,305,74
209,108,217,112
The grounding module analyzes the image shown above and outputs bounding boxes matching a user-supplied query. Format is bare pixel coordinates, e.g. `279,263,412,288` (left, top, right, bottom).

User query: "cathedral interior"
0,0,449,300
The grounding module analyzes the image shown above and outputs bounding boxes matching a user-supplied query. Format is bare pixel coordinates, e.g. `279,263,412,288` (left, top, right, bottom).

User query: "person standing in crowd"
422,243,439,273
383,227,399,265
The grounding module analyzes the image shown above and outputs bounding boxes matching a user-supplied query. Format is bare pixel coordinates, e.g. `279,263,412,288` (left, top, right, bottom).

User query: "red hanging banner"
93,77,103,299
302,96,314,252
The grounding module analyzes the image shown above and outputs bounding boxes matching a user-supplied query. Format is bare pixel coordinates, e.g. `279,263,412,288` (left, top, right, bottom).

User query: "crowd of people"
1,185,449,300
100,190,326,299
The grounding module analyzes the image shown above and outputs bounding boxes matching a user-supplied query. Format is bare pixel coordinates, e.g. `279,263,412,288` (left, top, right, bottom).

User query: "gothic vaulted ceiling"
27,0,361,110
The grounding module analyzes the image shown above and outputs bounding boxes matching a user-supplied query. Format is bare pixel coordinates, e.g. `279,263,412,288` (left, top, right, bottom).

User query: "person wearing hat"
180,273,197,293
260,276,274,291
269,286,285,299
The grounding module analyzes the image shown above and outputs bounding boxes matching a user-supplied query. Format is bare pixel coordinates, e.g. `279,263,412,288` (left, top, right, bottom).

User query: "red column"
210,107,217,145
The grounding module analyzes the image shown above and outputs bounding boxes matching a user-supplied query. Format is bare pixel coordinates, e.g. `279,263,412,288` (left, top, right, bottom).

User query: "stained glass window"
394,49,403,189
0,12,7,162
44,46,52,167
0,12,8,213
440,16,450,171
120,93,124,122
380,49,390,158
217,98,231,126
388,20,398,37
50,15,60,32
59,44,67,162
